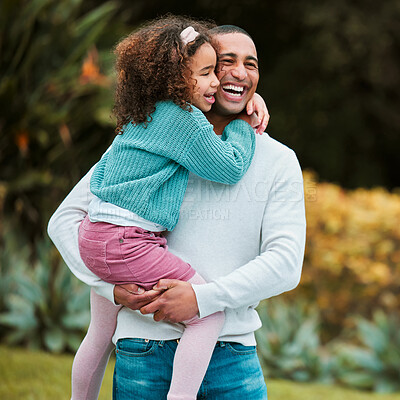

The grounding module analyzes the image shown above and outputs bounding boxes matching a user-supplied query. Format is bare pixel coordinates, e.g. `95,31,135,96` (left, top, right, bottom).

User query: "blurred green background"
1,0,400,397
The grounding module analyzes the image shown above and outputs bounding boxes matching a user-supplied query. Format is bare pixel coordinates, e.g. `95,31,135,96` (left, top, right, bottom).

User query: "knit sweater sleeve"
192,149,306,317
124,102,256,185
179,118,256,184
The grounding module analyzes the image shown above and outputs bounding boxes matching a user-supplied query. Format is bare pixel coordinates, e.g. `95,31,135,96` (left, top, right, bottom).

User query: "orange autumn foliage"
80,47,108,86
15,131,29,157
293,172,400,337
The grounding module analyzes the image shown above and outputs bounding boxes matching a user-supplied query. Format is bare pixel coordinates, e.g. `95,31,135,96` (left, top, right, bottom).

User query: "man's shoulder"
247,131,303,181
255,132,298,162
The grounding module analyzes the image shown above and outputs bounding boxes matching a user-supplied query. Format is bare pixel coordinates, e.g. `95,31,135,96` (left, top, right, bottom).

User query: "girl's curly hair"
113,15,216,133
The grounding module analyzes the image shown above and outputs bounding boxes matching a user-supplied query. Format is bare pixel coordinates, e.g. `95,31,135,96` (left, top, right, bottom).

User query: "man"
48,25,306,399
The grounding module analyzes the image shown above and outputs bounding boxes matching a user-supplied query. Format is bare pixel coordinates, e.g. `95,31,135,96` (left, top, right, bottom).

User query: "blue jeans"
113,338,268,399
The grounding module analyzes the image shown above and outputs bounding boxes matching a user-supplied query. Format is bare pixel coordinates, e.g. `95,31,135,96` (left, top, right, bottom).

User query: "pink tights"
71,289,121,400
71,274,224,400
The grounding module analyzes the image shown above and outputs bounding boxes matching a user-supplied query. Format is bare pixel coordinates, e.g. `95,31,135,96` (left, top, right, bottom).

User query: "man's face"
213,33,259,116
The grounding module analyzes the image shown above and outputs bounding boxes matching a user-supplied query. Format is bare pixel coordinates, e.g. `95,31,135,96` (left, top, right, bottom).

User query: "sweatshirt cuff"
93,281,116,305
192,282,224,319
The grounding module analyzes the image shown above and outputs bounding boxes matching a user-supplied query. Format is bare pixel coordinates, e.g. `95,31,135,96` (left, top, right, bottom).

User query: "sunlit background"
1,0,399,398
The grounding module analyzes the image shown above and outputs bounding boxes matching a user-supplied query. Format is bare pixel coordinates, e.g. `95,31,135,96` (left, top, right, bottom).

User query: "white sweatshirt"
48,133,306,346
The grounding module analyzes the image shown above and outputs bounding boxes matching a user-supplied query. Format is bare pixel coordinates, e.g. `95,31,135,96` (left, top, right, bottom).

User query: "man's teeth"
222,85,244,96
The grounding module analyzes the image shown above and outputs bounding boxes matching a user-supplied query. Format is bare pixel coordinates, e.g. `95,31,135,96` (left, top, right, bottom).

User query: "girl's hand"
246,93,270,134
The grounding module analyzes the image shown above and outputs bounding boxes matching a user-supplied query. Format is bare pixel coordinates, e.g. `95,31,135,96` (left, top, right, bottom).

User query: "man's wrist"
192,282,222,318
94,282,117,305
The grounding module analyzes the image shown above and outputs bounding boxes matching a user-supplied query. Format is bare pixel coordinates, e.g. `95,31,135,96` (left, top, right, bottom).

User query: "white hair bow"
180,26,200,46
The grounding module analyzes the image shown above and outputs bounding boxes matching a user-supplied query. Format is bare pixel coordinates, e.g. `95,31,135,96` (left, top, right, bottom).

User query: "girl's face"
188,43,220,112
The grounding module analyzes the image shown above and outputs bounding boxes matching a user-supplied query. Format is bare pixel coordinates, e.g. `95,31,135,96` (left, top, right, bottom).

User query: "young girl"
74,16,262,400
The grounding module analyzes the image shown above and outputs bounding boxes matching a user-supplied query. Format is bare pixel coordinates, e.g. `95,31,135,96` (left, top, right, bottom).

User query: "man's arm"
48,165,161,307
47,166,116,302
141,149,306,321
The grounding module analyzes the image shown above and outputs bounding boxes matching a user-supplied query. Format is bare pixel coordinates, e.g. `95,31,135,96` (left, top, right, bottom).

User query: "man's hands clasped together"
114,279,200,323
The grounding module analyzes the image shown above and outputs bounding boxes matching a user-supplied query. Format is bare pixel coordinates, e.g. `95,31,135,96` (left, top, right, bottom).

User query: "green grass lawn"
1,345,400,400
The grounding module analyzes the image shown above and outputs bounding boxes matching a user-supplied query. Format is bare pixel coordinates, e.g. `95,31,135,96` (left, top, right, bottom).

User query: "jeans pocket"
116,338,157,357
78,236,111,279
225,342,257,355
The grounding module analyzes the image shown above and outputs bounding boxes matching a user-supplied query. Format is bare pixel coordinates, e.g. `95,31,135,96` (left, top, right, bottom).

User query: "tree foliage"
266,0,400,188
0,0,125,245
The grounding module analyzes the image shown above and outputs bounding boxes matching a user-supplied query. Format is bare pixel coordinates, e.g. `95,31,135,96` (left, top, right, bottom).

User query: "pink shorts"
78,216,196,290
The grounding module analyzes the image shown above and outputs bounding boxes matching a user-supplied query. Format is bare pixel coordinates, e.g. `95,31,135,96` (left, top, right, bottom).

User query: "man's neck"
205,111,237,135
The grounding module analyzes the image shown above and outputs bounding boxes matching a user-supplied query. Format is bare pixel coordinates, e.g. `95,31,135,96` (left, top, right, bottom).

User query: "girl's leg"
167,273,225,400
79,221,223,399
71,288,121,400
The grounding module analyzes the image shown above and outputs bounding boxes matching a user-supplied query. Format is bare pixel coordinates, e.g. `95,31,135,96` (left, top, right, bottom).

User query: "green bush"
333,311,400,393
256,299,334,384
256,299,400,393
0,237,90,353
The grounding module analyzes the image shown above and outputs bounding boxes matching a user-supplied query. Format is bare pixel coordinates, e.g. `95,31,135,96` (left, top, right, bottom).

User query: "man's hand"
246,93,270,134
114,283,161,310
140,279,199,323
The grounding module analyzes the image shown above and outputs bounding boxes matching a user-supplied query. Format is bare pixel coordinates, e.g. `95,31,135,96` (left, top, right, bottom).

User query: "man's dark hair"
209,25,253,40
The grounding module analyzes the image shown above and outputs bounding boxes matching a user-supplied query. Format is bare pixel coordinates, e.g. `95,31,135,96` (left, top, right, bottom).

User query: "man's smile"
219,82,248,101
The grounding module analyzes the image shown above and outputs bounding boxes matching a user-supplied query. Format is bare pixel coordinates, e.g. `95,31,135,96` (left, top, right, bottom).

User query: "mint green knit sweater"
90,101,255,231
